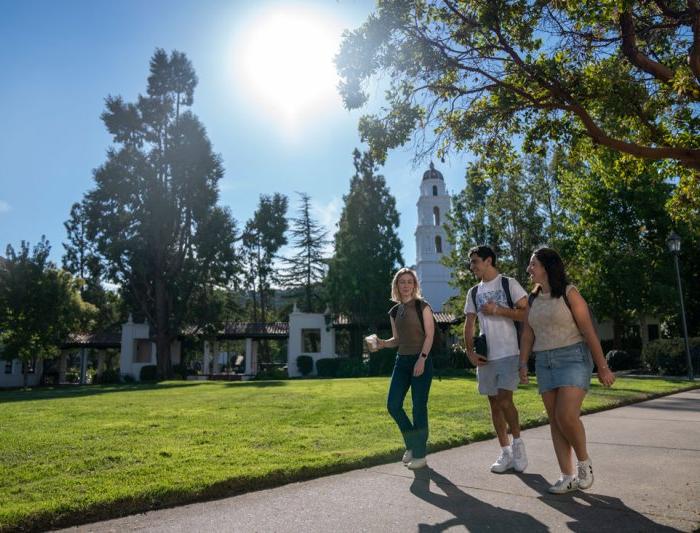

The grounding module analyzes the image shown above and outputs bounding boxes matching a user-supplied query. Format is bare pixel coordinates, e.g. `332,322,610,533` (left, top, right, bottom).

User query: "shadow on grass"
516,473,681,532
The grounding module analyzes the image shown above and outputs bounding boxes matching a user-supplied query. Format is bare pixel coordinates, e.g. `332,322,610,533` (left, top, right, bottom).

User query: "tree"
0,237,93,387
63,201,122,331
559,144,678,347
241,193,289,324
326,149,404,355
444,146,548,293
336,1,700,217
280,192,330,312
84,49,239,378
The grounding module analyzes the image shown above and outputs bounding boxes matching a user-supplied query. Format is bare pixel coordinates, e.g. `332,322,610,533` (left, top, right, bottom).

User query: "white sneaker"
577,458,594,489
490,450,513,473
512,440,528,472
548,476,579,494
407,457,428,470
402,449,413,464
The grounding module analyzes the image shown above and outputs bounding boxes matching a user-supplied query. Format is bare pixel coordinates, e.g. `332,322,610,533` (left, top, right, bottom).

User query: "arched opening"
432,185,438,196
433,206,440,226
435,235,443,254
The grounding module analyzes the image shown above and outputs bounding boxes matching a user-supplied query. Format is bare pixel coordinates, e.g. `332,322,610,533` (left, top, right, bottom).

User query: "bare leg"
554,386,589,462
498,389,521,439
487,394,510,447
542,390,575,476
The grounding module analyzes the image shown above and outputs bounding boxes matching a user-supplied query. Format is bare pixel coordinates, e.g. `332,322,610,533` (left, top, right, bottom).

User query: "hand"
519,367,529,384
467,351,488,367
597,366,615,387
413,357,425,377
481,301,499,316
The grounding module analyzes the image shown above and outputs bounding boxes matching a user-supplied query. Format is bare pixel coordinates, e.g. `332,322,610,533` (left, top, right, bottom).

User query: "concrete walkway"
62,389,700,532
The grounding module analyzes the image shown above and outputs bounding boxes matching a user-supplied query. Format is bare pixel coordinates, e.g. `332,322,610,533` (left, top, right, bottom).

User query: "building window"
432,185,438,196
435,236,443,254
24,359,35,374
302,329,321,353
433,206,440,226
134,339,151,363
4,360,12,374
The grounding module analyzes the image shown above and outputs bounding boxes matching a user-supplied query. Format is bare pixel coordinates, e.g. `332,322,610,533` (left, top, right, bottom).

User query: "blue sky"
0,0,470,269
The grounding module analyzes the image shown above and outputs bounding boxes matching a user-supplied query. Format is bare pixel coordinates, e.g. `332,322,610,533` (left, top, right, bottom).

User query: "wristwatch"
420,352,428,359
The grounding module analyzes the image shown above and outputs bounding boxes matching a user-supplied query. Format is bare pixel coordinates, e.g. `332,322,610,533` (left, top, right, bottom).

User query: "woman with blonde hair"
369,267,435,469
519,247,615,493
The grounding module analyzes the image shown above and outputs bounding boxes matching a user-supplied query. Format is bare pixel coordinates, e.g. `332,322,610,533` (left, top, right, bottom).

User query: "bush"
64,371,79,384
255,367,288,380
95,368,120,384
605,350,641,371
368,350,396,376
296,355,313,376
642,337,700,376
139,365,158,381
336,357,367,378
316,358,341,378
171,364,189,380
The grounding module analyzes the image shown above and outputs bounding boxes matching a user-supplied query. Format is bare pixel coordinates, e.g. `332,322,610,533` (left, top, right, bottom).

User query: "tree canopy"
336,0,700,214
84,49,238,378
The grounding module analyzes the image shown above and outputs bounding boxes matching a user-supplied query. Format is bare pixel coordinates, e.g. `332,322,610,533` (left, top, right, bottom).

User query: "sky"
0,0,471,270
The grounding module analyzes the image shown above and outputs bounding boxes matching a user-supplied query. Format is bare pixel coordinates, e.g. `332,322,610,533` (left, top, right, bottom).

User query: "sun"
234,6,344,132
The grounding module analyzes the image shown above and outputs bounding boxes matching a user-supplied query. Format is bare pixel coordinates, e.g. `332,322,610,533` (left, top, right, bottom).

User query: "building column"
212,340,221,374
79,348,87,384
245,338,258,376
202,341,211,376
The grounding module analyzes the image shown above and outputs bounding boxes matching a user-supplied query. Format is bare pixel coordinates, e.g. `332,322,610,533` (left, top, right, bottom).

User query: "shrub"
64,371,79,384
296,355,313,376
336,357,367,378
95,368,120,384
139,365,158,381
642,337,700,376
368,350,396,376
171,364,189,380
316,358,341,378
605,350,641,371
255,367,288,380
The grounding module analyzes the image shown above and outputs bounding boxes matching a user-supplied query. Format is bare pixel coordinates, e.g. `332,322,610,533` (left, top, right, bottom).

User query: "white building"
415,162,459,311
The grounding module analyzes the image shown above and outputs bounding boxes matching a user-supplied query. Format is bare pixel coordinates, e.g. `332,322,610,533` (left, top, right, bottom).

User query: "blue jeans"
387,354,433,458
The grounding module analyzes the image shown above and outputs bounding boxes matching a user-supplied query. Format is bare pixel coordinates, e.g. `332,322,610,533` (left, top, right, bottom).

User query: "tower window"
435,236,443,254
433,206,440,226
432,185,438,196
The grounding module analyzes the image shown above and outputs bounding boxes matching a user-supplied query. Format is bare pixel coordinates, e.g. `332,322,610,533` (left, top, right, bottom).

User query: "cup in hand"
364,334,379,352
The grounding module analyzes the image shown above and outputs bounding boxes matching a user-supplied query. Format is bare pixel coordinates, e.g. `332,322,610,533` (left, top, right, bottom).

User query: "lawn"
0,375,696,531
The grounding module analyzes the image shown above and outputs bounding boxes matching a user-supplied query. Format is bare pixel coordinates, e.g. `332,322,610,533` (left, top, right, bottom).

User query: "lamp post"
666,231,694,381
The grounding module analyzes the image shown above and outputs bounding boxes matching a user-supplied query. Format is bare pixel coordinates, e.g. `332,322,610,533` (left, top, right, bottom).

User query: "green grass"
0,376,696,531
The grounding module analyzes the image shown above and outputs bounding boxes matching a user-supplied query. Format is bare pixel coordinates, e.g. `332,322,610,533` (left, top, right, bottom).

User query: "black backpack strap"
501,276,514,309
528,285,542,307
389,303,400,320
470,283,479,311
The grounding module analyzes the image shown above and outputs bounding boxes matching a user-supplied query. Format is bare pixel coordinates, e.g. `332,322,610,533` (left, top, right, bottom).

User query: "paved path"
62,389,700,532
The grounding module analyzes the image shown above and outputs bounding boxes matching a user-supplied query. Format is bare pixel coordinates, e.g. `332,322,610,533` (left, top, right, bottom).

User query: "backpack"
470,276,522,342
390,299,442,355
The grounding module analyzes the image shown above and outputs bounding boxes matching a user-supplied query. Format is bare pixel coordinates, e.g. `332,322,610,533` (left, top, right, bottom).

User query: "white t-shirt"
464,274,528,360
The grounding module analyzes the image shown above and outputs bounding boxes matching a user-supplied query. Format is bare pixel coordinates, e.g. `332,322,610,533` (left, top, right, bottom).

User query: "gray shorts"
476,355,519,396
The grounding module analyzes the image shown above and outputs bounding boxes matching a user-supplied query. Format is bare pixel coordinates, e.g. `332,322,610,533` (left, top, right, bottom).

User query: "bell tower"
414,162,458,311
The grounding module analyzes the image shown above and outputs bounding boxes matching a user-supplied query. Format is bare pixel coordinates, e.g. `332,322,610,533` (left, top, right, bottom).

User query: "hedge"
642,337,700,376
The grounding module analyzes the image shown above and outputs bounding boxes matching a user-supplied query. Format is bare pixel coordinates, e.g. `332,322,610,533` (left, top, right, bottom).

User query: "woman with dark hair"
368,267,434,470
519,247,615,494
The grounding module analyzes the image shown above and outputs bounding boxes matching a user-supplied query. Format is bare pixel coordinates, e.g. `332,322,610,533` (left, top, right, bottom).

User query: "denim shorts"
534,342,594,394
476,355,519,396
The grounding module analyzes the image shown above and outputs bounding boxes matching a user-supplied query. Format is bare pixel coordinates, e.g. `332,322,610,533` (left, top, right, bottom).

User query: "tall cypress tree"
326,149,403,355
280,192,329,312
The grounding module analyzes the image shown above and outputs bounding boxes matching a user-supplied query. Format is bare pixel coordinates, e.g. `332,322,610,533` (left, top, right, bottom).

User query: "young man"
464,245,529,473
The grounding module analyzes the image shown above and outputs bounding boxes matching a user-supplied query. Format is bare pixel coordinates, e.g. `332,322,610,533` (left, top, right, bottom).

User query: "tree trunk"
155,275,172,379
639,315,649,349
612,319,624,350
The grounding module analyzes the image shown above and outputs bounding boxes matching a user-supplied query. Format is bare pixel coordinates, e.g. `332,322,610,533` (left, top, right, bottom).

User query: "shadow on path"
517,473,682,532
409,468,548,533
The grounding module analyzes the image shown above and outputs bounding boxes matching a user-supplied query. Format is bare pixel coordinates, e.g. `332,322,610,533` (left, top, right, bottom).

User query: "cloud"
0,200,10,213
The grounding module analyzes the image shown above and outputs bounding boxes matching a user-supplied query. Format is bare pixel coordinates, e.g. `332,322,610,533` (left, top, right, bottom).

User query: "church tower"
415,162,458,311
